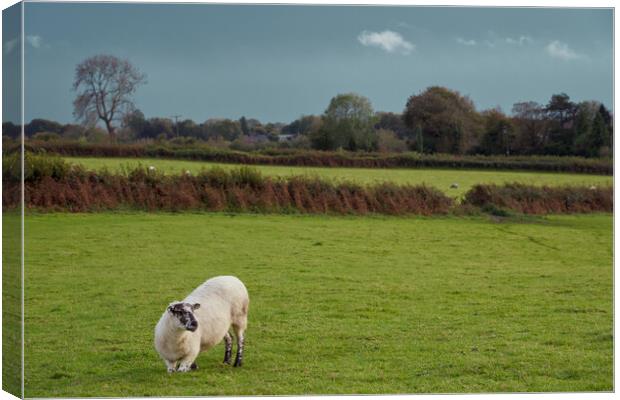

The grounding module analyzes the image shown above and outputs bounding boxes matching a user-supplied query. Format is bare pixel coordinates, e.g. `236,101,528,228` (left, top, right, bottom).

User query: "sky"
2,3,614,124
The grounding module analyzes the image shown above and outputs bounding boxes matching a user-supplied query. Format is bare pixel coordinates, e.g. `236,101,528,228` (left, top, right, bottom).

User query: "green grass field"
3,213,22,397
64,156,612,197
23,212,612,396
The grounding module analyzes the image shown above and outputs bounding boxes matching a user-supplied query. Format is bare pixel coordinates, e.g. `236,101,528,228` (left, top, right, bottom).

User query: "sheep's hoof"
167,368,176,373
223,359,232,365
190,362,198,370
233,360,243,368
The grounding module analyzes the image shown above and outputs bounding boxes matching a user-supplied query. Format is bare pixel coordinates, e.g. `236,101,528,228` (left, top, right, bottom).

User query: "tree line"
2,54,612,158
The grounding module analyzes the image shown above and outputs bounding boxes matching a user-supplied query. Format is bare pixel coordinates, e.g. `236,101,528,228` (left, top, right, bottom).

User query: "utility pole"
170,115,182,137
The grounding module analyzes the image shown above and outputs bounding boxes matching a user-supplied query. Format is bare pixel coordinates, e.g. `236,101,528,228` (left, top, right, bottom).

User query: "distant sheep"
154,276,249,372
450,183,459,189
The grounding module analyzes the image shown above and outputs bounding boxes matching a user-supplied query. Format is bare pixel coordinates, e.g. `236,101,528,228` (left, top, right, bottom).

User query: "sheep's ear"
167,305,175,313
192,303,201,310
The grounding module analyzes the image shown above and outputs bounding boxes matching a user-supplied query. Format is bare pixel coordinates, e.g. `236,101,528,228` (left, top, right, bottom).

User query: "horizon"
3,3,614,125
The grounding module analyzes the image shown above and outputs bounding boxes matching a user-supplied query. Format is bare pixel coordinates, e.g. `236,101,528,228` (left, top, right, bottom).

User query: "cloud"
3,35,45,54
4,37,18,54
456,37,477,46
358,30,415,55
505,35,532,46
546,40,581,60
26,35,42,48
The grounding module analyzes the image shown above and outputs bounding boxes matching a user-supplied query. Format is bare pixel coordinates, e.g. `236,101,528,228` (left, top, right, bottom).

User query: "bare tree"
72,55,146,141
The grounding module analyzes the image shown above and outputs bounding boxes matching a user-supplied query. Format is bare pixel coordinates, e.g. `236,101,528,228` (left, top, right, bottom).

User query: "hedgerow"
463,183,613,214
12,140,613,175
3,153,612,215
3,162,453,215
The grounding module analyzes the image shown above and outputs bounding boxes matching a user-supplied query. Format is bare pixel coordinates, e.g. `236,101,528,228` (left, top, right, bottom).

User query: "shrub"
33,132,61,141
3,152,71,183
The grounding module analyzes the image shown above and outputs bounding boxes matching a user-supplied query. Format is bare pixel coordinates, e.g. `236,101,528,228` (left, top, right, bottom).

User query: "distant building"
277,134,296,142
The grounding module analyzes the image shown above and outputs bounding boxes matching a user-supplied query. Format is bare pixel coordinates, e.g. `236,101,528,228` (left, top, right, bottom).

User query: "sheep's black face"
168,302,201,332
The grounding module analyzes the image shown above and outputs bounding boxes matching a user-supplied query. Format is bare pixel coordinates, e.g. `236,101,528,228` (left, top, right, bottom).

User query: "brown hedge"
3,154,612,215
463,183,613,214
3,167,453,215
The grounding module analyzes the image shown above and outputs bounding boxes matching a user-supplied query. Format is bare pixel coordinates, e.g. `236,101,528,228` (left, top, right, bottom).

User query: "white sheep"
154,276,249,372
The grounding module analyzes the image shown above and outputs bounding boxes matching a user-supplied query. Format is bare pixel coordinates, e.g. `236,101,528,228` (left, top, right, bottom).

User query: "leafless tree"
72,55,146,141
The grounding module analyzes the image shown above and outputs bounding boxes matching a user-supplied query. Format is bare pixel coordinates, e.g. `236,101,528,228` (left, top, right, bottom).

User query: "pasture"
23,212,612,396
64,156,612,197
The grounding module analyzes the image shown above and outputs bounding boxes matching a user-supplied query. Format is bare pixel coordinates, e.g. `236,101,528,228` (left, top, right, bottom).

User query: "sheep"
154,275,249,373
450,183,459,189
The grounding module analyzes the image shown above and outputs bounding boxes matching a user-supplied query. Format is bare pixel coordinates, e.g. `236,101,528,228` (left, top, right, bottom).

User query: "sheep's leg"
233,329,245,368
178,357,198,372
164,359,178,373
177,349,200,373
223,332,233,364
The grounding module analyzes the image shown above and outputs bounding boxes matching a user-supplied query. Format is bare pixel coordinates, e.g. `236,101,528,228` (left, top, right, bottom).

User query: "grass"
22,212,612,396
64,156,612,197
3,212,22,398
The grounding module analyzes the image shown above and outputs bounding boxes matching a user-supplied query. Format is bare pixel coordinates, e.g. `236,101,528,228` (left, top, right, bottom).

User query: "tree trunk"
104,119,117,143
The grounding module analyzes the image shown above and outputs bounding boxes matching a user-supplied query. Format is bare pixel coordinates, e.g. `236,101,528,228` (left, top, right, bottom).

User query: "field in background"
24,212,612,396
64,156,612,197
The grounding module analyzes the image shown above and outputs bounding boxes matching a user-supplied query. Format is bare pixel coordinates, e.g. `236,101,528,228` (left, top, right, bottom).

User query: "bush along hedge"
462,183,613,214
15,140,613,175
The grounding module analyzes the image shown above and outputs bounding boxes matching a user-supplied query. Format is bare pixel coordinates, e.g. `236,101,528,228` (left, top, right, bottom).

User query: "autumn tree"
72,55,146,141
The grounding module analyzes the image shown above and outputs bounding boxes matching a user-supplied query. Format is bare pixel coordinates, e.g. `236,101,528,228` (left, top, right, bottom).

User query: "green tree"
598,104,613,152
511,101,548,154
2,122,20,139
544,93,577,155
25,118,63,136
374,112,412,139
312,93,377,151
572,101,599,156
122,109,147,137
588,111,609,157
282,115,322,136
403,86,482,154
203,119,242,141
239,116,249,136
478,109,516,155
